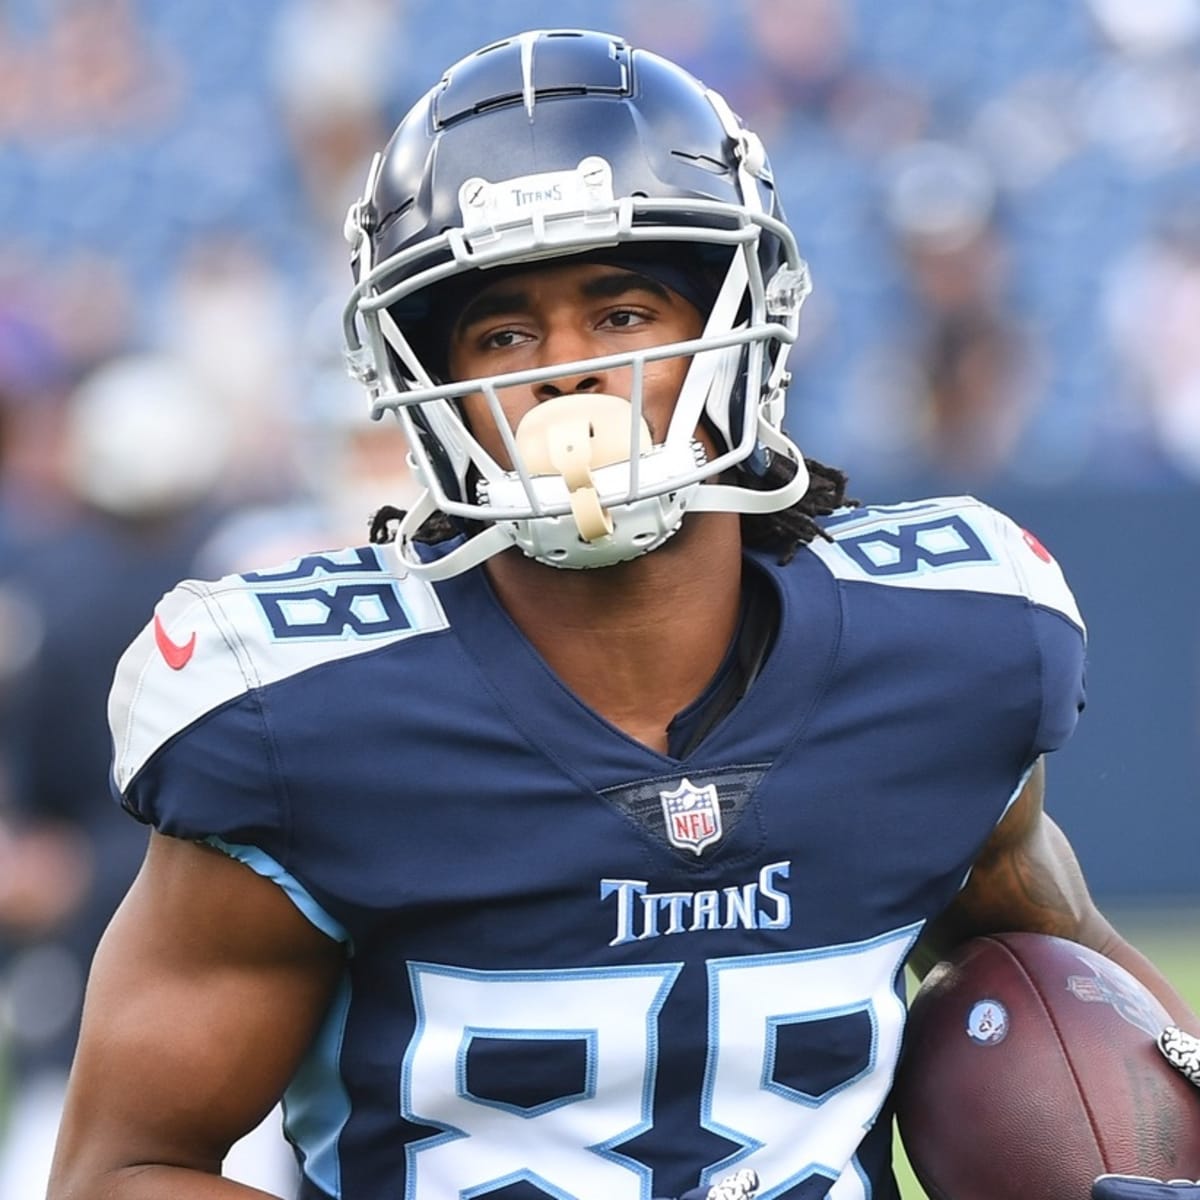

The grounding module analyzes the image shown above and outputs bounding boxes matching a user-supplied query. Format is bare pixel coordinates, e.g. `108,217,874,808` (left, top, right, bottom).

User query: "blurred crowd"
0,0,1198,1194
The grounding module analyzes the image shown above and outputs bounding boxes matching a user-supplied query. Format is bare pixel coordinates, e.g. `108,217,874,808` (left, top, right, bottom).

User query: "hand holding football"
894,933,1200,1200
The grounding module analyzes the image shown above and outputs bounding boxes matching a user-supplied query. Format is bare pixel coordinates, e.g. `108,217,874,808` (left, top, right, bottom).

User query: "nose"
533,326,609,402
535,371,604,401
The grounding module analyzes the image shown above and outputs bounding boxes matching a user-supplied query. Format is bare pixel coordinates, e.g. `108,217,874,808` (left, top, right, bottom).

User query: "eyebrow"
452,270,674,336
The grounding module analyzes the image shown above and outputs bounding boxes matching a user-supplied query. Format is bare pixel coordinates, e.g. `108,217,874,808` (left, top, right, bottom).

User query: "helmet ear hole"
695,344,750,463
409,409,465,505
726,345,754,467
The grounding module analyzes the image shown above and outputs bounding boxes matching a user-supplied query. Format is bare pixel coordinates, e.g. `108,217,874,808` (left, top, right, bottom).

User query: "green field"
895,911,1200,1200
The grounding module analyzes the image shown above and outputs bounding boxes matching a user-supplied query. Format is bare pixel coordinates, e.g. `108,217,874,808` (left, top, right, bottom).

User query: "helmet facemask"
342,33,813,579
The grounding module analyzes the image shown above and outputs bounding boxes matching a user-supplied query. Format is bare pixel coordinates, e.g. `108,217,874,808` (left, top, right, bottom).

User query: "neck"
484,512,744,752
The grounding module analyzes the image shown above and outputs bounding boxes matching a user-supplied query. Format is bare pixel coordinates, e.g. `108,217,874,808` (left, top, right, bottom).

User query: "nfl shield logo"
1067,961,1163,1038
660,778,723,855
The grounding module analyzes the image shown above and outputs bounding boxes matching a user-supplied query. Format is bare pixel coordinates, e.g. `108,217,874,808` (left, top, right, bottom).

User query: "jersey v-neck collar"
663,561,777,758
430,545,843,779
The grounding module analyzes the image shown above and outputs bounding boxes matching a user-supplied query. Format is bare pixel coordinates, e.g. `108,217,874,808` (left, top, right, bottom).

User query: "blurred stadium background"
0,0,1196,1195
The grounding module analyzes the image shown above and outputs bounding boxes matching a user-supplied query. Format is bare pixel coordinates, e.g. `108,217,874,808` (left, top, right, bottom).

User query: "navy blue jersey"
108,496,1086,1200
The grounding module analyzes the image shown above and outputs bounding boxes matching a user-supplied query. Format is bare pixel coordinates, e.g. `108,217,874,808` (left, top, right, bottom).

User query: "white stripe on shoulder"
109,546,448,791
809,496,1084,631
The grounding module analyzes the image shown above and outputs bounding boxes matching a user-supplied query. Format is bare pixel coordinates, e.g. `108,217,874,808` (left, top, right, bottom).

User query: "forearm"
922,771,1200,1040
50,835,343,1200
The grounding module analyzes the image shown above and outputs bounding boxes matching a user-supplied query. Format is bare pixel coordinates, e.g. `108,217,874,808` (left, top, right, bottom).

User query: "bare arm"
48,830,345,1200
912,758,1200,1036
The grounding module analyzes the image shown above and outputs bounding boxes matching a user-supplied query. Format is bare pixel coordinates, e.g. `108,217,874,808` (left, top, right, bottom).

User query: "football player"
48,29,1200,1200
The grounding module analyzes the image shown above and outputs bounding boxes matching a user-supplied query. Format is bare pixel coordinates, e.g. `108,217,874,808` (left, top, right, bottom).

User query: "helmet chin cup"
482,430,704,571
513,394,653,543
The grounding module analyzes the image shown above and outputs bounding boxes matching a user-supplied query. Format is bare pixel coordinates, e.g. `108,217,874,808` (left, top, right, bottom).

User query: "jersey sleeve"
108,578,285,847
813,495,1087,761
978,504,1087,757
109,543,446,859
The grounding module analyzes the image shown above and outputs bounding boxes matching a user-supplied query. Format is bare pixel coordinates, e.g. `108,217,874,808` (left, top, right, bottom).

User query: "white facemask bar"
349,230,804,493
345,187,812,564
373,320,792,523
663,246,751,450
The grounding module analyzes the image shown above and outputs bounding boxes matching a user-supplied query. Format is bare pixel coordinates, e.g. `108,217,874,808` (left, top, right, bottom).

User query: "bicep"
53,831,344,1183
913,758,1113,976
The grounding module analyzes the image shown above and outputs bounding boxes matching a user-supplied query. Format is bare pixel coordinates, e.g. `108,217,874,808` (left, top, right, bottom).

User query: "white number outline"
700,924,921,1199
402,961,680,1200
400,923,921,1200
456,1026,599,1117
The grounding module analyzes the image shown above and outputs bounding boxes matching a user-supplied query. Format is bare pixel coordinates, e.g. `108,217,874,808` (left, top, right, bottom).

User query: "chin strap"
688,419,810,515
392,490,513,580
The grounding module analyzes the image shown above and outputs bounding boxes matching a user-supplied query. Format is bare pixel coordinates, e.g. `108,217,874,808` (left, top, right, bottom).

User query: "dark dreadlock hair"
368,454,856,566
742,453,856,564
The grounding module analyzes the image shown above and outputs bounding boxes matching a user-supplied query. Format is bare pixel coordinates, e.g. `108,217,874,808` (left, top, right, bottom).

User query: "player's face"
446,262,704,466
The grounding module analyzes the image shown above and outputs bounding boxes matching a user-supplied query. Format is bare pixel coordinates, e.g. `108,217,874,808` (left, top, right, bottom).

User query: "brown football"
894,932,1200,1200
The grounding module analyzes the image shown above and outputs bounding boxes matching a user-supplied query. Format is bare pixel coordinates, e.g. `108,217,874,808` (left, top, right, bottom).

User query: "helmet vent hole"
670,150,729,176
376,197,414,238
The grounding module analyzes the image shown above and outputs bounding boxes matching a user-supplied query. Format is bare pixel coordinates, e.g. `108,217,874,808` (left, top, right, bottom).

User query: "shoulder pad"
109,545,448,791
810,496,1084,631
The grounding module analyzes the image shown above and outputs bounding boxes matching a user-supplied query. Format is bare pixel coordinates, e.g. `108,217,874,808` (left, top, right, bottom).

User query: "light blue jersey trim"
954,760,1037,894
202,837,351,945
201,837,354,1195
284,973,354,1198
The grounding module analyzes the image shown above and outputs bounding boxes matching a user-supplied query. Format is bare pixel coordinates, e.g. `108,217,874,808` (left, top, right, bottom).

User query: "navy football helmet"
343,29,812,577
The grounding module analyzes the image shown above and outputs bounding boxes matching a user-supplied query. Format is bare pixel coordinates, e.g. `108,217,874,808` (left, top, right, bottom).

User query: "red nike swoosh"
154,614,197,670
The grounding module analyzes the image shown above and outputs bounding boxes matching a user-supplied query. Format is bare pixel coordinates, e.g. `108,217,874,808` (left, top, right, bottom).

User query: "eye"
600,308,650,330
481,327,531,350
